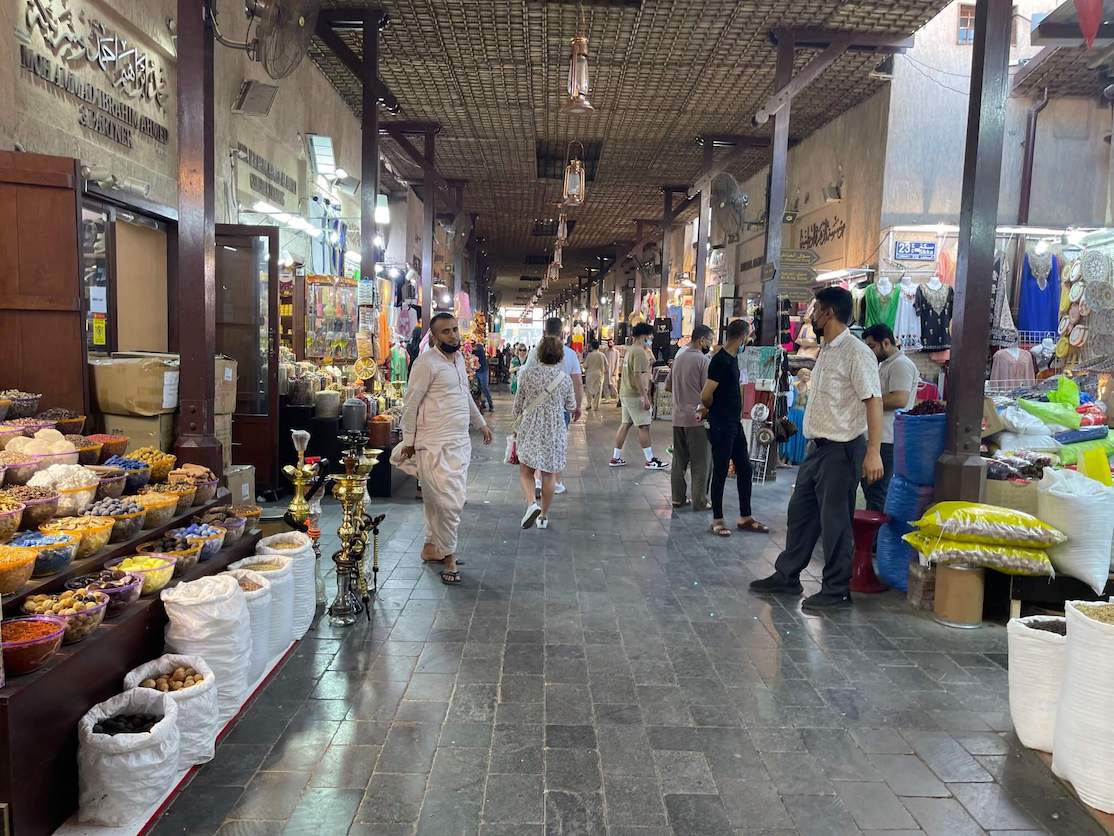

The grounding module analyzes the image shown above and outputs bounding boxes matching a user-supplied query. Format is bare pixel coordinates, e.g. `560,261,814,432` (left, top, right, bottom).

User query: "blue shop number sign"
895,240,938,262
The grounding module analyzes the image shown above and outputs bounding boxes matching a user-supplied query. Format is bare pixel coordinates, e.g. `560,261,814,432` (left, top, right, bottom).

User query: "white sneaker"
554,483,567,495
537,517,549,529
521,502,542,529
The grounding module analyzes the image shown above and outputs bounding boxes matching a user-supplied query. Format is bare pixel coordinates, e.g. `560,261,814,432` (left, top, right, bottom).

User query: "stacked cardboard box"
90,355,237,458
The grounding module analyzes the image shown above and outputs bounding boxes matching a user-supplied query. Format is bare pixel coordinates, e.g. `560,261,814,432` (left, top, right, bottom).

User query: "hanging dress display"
1017,252,1060,337
864,283,900,330
989,254,1018,346
892,281,922,350
989,347,1035,384
915,283,954,350
850,284,867,325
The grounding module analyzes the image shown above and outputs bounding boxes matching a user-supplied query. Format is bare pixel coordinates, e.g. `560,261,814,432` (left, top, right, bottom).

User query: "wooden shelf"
0,523,261,835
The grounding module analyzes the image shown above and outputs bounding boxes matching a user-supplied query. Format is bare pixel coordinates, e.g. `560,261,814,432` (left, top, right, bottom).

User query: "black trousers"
708,419,752,519
773,435,866,596
861,442,894,513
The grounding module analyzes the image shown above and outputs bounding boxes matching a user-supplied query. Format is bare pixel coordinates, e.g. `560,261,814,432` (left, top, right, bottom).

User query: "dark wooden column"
761,35,795,347
421,135,435,329
660,190,673,299
361,12,380,277
693,144,714,326
173,0,221,474
936,0,1014,501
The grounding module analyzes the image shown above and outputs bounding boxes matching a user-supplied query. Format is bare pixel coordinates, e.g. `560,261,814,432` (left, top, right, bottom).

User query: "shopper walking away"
514,336,577,530
398,313,494,585
750,287,883,609
666,325,713,510
861,323,918,512
700,319,769,536
612,322,669,470
510,344,528,396
602,339,619,400
473,341,495,412
525,318,584,494
584,341,607,411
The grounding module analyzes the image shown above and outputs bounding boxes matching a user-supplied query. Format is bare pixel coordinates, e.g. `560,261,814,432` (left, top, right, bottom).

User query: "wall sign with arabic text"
792,206,849,269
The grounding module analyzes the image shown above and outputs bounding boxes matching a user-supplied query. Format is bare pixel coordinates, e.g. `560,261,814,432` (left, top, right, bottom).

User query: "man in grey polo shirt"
665,325,713,509
861,323,919,512
750,286,883,609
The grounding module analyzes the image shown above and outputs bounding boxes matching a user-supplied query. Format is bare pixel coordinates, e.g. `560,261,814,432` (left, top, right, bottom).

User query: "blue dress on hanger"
1017,254,1059,336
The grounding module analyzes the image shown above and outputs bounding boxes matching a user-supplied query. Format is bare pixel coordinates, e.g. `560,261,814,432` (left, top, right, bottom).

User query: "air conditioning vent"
232,80,280,116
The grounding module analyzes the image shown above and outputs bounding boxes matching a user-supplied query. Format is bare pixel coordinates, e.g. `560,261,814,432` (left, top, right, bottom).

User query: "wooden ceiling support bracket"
383,125,462,216
755,33,850,125
314,13,399,112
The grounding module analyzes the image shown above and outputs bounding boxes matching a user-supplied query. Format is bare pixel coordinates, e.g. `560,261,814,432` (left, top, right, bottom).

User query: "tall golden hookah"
325,397,384,626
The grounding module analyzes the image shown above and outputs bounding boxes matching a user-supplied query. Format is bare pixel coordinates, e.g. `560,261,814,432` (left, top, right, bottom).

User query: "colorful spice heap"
168,464,216,484
1076,603,1114,624
0,486,57,503
102,456,149,472
1,619,59,643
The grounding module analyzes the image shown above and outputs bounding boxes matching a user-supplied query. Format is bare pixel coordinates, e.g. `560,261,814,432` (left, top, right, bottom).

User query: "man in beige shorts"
610,322,669,470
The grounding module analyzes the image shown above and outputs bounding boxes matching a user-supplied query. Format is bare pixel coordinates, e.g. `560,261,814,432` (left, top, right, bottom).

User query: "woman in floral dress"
513,335,576,529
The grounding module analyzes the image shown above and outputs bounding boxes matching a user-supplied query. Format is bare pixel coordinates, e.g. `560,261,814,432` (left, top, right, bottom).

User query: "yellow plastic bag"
910,501,1067,547
903,532,1054,576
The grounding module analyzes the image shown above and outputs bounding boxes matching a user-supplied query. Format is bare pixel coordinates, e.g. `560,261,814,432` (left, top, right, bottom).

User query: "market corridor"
155,395,1101,836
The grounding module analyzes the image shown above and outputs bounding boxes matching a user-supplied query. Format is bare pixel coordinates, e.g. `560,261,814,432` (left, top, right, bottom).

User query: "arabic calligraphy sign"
792,205,848,269
25,0,169,109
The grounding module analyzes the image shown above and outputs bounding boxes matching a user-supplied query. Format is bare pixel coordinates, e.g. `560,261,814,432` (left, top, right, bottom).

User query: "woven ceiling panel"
312,0,948,298
1013,47,1107,98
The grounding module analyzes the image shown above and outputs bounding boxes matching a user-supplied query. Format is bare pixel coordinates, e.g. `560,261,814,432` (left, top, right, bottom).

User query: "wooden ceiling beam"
313,16,399,113
771,27,913,53
383,125,463,215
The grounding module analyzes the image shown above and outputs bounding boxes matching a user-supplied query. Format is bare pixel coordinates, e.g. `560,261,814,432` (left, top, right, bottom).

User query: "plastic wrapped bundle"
894,410,947,486
876,522,914,592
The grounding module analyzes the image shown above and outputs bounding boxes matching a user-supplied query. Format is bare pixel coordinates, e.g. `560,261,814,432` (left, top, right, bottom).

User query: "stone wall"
0,0,362,228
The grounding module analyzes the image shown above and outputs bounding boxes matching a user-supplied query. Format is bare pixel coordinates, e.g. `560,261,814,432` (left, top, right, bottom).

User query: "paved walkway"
155,391,1100,836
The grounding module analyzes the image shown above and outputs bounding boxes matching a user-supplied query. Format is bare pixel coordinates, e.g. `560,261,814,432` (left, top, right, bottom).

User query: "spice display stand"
0,498,260,836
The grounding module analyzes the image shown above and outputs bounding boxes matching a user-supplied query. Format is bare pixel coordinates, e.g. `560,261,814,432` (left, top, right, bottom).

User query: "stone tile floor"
153,391,1102,836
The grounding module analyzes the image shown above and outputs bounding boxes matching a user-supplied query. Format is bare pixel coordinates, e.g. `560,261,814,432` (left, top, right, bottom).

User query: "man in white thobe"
398,313,493,584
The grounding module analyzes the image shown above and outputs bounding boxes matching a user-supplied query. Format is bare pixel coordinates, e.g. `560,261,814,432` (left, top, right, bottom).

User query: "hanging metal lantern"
562,33,593,114
561,142,586,208
556,213,569,244
553,244,563,269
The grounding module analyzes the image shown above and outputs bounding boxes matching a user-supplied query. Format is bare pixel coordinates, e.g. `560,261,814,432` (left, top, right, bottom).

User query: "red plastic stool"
851,510,889,594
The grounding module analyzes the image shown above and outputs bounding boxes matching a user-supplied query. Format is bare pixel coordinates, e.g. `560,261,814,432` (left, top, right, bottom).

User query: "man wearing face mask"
750,286,883,609
399,313,494,586
665,325,714,509
611,322,669,469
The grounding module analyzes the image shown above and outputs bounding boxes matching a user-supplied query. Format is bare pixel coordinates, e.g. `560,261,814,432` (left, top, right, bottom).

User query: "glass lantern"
556,213,569,244
562,34,593,113
561,143,586,208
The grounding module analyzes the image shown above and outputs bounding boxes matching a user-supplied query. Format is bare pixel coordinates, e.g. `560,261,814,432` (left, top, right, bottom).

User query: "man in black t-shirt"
698,318,769,538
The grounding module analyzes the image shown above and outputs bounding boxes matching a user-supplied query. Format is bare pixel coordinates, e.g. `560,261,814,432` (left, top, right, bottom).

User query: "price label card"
92,314,107,346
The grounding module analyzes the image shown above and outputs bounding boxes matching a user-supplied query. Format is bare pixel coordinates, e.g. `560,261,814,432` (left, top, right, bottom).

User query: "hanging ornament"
562,33,593,113
556,213,569,244
561,141,587,208
554,244,564,269
1075,0,1103,48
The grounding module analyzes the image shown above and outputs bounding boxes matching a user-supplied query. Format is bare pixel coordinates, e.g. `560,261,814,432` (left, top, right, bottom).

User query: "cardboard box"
214,357,238,415
985,477,1040,517
99,413,177,452
215,413,232,468
110,352,237,415
224,464,256,504
91,358,180,416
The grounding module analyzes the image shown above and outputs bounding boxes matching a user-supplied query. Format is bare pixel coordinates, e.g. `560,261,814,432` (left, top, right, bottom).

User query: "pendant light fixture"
561,141,587,208
556,213,569,244
553,243,564,269
562,33,593,113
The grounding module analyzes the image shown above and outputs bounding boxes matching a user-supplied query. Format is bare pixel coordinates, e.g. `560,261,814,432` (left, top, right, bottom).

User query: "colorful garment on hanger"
893,282,922,350
1017,252,1060,336
865,283,900,330
850,285,867,325
667,305,682,339
989,254,1018,346
989,347,1035,384
936,248,956,285
915,283,954,350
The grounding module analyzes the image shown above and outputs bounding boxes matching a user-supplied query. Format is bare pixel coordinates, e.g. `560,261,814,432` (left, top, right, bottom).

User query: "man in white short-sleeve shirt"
861,323,919,512
751,287,884,610
524,317,583,493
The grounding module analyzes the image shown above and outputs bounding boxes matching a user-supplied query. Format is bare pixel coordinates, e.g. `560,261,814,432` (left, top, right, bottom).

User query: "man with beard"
665,325,713,510
399,313,494,585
